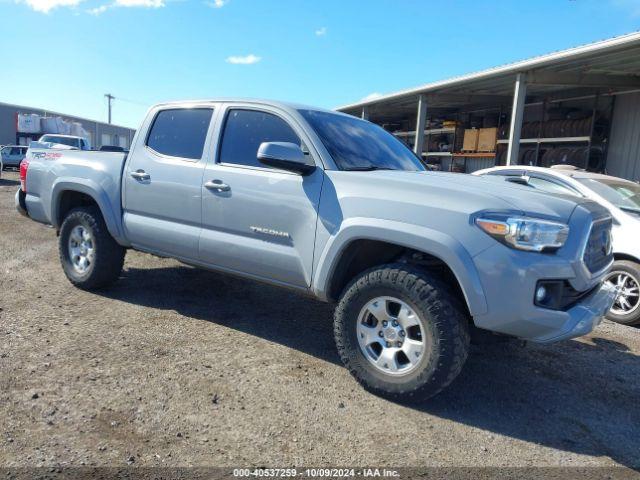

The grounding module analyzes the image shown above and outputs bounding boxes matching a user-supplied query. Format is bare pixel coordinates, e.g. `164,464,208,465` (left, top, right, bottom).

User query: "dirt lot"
1,170,639,471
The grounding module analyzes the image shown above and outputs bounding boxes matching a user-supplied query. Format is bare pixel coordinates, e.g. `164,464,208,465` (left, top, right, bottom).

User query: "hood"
329,170,589,224
436,172,584,221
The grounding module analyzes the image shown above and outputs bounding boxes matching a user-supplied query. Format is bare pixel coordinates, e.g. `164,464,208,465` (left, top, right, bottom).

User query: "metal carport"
337,31,640,180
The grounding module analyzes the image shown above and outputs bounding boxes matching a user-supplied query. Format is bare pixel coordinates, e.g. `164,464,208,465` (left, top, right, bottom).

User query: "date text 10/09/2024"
233,468,400,478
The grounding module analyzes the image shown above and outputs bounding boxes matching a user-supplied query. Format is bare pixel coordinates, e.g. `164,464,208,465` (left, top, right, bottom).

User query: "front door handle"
130,169,150,181
204,180,230,192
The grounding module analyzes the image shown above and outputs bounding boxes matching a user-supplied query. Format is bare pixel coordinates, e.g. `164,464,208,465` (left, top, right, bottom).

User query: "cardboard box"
477,127,498,152
462,129,479,152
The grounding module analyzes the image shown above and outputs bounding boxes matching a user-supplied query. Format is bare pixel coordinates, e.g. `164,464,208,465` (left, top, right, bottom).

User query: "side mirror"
257,142,315,175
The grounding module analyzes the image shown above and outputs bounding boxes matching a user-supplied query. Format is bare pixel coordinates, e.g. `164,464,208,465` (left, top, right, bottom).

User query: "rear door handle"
130,169,150,181
204,180,230,192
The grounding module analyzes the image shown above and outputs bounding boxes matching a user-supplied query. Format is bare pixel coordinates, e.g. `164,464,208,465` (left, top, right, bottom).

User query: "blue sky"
1,0,639,128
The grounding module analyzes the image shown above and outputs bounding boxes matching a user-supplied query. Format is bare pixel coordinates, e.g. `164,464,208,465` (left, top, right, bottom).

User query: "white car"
37,134,91,150
474,165,640,325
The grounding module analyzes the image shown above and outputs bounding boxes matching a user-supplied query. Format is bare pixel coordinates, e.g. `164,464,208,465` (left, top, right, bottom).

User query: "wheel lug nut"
382,321,388,327
386,342,391,348
378,331,384,337
399,330,405,337
392,320,398,327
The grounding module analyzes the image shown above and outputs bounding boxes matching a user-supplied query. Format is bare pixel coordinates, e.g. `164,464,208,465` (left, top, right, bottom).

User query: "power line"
117,97,152,108
103,94,151,124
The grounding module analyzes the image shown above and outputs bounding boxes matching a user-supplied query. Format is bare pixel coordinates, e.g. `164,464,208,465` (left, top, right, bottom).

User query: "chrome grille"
583,218,613,275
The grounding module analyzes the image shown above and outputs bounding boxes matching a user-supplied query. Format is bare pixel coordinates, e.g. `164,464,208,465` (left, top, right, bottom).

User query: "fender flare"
312,218,488,316
51,178,126,244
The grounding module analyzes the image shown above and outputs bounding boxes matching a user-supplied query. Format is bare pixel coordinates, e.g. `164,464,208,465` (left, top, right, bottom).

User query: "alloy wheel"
68,225,95,274
356,296,427,376
605,271,640,316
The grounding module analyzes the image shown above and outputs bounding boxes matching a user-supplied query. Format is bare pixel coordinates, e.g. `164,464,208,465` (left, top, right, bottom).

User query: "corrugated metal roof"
337,31,640,113
0,100,134,130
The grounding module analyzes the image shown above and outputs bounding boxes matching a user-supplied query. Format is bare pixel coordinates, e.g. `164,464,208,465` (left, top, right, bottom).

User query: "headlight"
476,216,569,252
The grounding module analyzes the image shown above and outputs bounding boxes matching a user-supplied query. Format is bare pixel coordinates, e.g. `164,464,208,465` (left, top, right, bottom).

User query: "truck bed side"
23,148,130,246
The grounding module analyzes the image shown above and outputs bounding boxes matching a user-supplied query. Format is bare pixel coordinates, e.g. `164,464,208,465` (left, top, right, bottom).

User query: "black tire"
605,260,640,326
334,263,470,401
58,206,125,290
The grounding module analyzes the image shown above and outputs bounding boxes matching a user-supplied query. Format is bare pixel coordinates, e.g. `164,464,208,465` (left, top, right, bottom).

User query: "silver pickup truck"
16,99,617,400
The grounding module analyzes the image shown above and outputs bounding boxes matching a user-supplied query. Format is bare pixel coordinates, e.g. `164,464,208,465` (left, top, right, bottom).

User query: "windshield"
577,177,640,213
41,136,78,148
299,109,425,171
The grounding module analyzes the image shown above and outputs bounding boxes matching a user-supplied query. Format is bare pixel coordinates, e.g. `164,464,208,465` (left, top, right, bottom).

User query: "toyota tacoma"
16,99,617,400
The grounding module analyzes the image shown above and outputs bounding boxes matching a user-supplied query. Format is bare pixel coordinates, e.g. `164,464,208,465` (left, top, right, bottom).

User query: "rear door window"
146,108,213,160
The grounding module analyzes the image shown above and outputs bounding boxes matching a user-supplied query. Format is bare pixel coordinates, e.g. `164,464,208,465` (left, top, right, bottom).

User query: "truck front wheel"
334,264,470,401
59,206,125,290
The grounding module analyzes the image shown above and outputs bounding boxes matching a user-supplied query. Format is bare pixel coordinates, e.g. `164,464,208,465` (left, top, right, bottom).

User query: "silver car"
475,165,640,325
1,145,28,170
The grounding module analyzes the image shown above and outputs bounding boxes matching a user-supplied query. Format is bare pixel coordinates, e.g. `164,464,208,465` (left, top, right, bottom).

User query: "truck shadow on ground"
0,179,20,187
99,265,640,470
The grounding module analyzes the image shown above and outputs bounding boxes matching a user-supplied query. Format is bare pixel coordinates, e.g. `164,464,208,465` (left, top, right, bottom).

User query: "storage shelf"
496,136,591,145
452,152,496,158
394,127,456,137
422,152,453,157
426,127,456,135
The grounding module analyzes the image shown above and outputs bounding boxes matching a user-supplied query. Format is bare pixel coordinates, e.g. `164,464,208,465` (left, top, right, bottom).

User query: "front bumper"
529,281,616,343
15,189,28,217
471,242,616,344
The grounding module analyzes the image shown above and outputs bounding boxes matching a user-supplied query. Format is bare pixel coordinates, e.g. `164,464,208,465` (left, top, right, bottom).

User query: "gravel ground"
1,171,639,471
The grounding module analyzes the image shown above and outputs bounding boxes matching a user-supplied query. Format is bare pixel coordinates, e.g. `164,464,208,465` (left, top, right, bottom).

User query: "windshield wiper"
343,166,396,172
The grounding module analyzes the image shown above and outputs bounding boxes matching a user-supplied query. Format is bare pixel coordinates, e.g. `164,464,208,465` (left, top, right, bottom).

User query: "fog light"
535,286,547,303
534,280,567,310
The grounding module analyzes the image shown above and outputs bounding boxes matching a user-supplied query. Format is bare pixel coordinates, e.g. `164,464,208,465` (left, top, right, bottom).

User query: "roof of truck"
153,98,348,116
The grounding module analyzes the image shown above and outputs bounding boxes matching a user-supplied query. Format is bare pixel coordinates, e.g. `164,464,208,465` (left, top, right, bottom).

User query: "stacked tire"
497,116,607,141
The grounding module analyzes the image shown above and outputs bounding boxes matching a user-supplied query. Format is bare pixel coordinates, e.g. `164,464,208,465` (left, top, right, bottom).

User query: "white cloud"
87,3,108,14
19,0,83,13
205,0,227,7
226,54,261,65
361,92,383,102
86,0,163,14
114,0,164,6
315,26,327,36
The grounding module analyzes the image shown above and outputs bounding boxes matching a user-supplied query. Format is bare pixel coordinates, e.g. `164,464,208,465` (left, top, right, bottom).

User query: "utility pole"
104,93,115,124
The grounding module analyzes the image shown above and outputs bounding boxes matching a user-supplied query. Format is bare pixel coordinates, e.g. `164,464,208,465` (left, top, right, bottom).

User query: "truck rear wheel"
334,263,469,401
59,206,125,290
